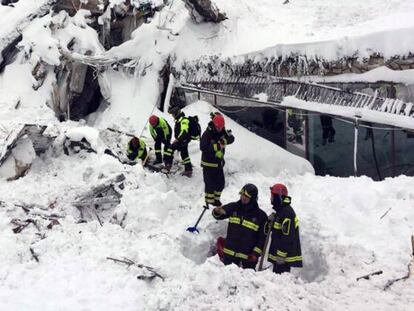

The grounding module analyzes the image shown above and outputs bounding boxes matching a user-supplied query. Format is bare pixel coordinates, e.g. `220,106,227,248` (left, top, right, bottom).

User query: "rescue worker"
267,183,302,274
148,115,172,165
212,184,267,269
200,112,234,206
126,136,148,165
164,107,192,177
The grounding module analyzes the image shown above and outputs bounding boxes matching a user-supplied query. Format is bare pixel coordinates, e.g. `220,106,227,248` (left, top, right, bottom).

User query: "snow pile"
103,0,414,62
0,130,413,309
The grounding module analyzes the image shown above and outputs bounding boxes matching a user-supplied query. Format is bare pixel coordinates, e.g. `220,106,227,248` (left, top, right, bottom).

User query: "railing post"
354,119,359,177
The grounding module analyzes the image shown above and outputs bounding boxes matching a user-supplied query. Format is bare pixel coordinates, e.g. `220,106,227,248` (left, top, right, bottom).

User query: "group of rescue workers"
125,106,302,274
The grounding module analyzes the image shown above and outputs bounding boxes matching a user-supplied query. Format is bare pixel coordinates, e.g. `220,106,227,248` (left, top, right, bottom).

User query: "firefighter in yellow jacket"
126,136,148,165
148,115,172,165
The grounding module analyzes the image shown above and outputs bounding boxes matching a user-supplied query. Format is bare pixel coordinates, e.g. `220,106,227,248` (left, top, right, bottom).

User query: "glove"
268,212,276,222
248,253,258,263
171,140,179,149
274,256,286,265
219,138,226,148
215,150,223,159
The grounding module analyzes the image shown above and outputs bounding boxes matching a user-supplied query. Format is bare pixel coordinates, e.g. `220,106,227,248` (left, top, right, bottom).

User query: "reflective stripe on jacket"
267,196,303,267
212,200,267,259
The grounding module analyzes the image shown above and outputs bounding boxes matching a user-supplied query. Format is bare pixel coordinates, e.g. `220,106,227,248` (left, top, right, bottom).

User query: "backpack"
188,115,201,140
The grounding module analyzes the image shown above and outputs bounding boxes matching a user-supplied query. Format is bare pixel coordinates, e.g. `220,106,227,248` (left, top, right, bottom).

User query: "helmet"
149,115,159,126
130,137,140,148
169,106,181,118
239,183,258,201
212,114,225,131
270,183,288,196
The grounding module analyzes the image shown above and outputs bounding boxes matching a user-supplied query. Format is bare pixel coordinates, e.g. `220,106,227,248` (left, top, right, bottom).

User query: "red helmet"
212,114,225,130
270,183,288,196
149,115,159,126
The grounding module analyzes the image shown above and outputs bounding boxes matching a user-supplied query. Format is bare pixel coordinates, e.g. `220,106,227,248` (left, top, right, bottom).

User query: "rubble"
183,0,226,23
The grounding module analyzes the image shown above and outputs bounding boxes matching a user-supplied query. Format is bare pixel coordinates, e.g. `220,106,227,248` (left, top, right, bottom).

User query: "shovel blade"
186,226,199,233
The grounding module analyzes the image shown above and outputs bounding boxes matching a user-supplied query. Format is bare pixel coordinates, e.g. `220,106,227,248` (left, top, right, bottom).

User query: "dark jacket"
174,112,191,144
213,200,267,260
200,122,235,169
268,196,303,267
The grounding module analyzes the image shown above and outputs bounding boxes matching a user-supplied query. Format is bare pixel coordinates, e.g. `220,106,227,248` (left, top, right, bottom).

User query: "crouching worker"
126,136,148,165
212,184,267,269
267,183,302,274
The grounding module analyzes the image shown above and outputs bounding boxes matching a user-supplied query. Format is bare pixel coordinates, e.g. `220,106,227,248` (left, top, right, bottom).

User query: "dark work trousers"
223,255,256,270
166,141,192,171
203,167,225,206
154,138,171,163
273,263,291,274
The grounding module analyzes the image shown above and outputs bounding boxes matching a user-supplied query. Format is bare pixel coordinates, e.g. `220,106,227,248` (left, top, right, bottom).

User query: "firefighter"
148,115,172,165
200,113,234,206
164,107,192,177
267,183,303,274
126,136,148,165
212,184,268,269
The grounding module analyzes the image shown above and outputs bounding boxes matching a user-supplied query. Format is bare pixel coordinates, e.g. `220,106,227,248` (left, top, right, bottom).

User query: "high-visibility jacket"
173,112,191,143
200,122,234,169
149,117,172,143
126,139,147,162
213,200,267,260
267,196,303,267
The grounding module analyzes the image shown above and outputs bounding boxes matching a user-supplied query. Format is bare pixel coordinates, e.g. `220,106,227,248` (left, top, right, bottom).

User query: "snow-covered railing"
180,74,414,126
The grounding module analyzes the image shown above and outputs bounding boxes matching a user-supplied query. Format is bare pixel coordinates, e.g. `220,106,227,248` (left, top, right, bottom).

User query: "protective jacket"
149,117,172,143
126,139,147,162
174,112,191,143
200,122,234,169
268,196,303,267
213,200,267,260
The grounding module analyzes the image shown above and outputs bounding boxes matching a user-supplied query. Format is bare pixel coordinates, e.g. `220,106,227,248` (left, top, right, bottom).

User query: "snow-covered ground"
1,0,414,310
0,108,413,310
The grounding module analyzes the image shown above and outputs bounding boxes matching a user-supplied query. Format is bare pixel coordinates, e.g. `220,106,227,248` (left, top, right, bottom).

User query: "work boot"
161,163,172,173
213,200,222,207
181,170,192,178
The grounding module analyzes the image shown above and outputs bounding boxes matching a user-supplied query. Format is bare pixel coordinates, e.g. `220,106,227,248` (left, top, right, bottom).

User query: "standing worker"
267,183,303,274
212,184,268,269
148,115,172,165
164,107,193,177
200,112,234,207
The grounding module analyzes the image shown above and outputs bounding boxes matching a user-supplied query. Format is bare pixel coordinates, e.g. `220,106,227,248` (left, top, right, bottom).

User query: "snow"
293,67,414,85
103,0,414,62
0,0,414,310
65,126,101,151
282,96,414,131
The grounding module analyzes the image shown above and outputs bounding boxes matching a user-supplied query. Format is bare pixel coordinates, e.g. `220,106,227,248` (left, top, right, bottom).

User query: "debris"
380,207,392,219
30,247,39,263
356,270,383,281
384,235,414,290
107,257,164,281
183,0,226,24
73,174,125,224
